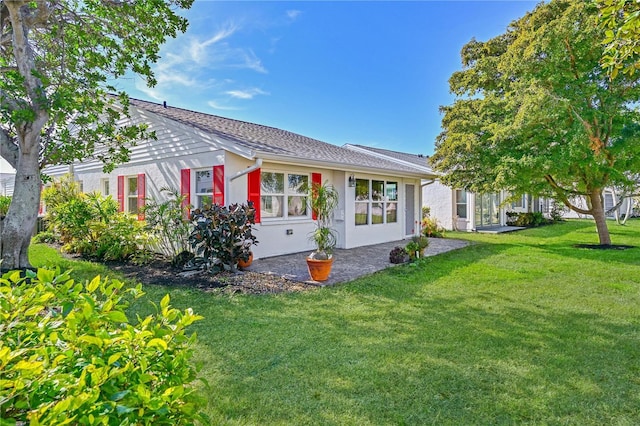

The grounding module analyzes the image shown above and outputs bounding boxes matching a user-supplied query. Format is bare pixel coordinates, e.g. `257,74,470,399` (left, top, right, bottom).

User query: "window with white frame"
260,171,309,219
456,190,467,219
355,178,398,225
127,176,138,214
511,194,526,209
195,169,213,208
102,179,110,196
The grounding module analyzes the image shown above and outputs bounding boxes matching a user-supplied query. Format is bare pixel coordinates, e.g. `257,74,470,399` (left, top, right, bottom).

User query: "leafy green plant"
32,230,58,244
308,181,339,260
405,235,429,261
421,215,445,238
189,203,258,272
144,187,192,264
41,178,151,263
0,267,205,425
0,195,10,217
506,211,549,227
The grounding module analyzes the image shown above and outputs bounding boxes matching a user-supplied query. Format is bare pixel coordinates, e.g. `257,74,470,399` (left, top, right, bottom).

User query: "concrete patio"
245,237,470,286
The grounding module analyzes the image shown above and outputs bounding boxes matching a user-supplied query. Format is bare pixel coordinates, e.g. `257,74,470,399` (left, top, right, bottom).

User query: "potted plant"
306,180,339,281
405,235,428,261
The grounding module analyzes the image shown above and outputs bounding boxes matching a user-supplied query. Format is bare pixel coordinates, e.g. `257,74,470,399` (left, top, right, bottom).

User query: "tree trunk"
0,149,41,270
589,189,612,246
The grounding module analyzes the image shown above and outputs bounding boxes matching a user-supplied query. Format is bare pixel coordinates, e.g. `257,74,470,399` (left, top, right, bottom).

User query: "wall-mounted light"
348,174,356,187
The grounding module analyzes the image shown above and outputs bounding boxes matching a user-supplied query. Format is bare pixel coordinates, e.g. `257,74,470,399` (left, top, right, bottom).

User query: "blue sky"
117,0,539,156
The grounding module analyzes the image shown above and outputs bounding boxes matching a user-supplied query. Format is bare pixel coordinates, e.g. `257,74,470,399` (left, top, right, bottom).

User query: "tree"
598,0,640,78
431,0,640,245
0,0,193,270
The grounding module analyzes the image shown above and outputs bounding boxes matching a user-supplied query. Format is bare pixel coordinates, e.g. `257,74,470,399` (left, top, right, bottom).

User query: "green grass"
30,220,640,425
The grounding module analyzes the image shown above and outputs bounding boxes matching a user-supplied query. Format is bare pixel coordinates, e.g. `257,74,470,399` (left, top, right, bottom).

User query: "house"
344,145,537,231
0,157,15,196
44,98,434,259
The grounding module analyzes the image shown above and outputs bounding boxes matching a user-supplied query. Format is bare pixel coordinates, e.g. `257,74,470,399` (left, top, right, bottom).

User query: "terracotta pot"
237,252,253,269
306,257,334,281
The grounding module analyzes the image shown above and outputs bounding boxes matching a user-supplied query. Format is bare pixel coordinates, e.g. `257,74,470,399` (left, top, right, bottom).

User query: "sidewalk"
246,238,470,286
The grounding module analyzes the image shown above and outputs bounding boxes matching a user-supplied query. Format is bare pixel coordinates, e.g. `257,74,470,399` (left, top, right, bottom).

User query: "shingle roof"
346,144,434,172
129,98,429,176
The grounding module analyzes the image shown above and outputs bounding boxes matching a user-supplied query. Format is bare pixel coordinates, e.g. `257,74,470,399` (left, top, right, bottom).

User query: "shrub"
143,187,192,263
32,230,58,244
41,178,151,263
406,235,429,261
189,203,258,272
389,246,408,264
0,195,10,217
506,211,549,227
421,216,445,238
0,268,205,425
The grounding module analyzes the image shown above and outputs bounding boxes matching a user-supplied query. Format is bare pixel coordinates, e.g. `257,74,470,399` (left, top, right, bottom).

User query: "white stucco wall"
423,180,455,231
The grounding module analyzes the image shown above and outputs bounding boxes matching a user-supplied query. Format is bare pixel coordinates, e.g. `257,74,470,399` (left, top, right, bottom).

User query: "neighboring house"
344,145,537,231
44,98,434,259
0,157,15,196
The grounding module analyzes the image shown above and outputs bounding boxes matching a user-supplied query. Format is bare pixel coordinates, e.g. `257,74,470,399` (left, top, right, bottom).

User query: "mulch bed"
103,255,319,295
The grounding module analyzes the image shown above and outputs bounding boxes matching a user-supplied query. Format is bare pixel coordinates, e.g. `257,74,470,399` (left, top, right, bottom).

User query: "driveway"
246,238,470,286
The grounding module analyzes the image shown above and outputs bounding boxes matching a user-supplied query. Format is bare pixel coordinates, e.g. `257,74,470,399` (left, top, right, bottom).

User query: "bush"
144,187,192,264
421,216,445,238
189,203,258,272
0,268,205,425
0,195,10,217
405,235,429,261
506,211,549,227
42,177,152,263
389,246,408,264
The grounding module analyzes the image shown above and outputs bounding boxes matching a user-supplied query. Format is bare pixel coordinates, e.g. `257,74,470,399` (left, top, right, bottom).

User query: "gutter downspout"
229,158,263,182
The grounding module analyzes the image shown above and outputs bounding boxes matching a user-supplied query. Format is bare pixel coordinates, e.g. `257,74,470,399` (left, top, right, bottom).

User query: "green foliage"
405,235,429,261
42,177,151,262
598,0,640,78
0,0,193,269
308,181,339,260
506,211,549,227
431,0,640,245
144,187,192,263
32,231,58,244
0,195,10,217
0,267,205,425
189,203,258,272
421,206,431,219
421,215,446,238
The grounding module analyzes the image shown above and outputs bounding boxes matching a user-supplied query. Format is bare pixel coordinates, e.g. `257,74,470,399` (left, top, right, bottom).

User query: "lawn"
30,219,640,425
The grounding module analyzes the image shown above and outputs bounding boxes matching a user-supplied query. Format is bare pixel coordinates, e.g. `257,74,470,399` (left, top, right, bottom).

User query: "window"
102,179,110,196
456,190,467,219
127,176,138,214
195,169,213,208
260,171,309,220
355,178,398,225
511,194,525,209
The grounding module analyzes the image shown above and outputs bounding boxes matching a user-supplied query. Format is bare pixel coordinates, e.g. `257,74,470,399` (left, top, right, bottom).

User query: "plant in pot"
306,180,339,281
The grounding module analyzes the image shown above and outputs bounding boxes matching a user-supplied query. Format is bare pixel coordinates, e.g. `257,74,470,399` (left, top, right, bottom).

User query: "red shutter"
247,168,261,223
117,175,124,212
213,165,224,205
311,172,322,220
137,173,146,220
180,169,191,214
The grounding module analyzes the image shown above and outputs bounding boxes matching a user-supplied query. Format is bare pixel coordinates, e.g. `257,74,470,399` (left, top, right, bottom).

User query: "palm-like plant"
308,181,339,260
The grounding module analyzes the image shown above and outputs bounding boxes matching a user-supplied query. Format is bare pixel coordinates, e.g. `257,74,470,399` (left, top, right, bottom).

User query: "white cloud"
226,88,269,99
286,10,302,21
188,23,238,64
207,100,241,111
